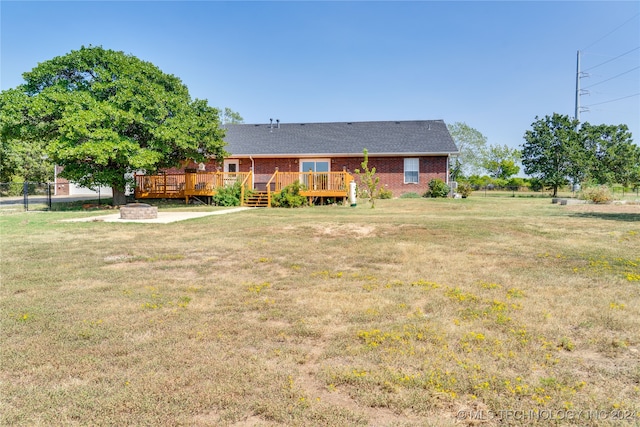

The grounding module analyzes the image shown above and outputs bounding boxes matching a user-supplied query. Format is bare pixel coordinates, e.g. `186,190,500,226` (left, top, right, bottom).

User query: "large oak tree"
522,113,638,196
522,114,581,196
2,46,226,205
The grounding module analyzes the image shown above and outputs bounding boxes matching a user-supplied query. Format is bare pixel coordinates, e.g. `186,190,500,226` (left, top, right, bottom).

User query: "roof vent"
276,119,280,129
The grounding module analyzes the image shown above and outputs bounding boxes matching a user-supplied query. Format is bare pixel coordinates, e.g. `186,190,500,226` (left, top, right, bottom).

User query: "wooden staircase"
244,191,270,207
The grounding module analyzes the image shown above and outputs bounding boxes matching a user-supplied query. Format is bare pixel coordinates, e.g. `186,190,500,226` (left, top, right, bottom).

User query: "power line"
582,66,640,90
585,92,640,108
581,13,640,51
583,46,640,72
574,14,639,122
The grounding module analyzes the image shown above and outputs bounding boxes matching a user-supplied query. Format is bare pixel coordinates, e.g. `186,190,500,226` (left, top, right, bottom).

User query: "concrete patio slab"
60,207,251,224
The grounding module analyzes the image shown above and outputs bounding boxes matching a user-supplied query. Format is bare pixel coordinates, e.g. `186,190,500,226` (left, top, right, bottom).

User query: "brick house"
205,119,458,197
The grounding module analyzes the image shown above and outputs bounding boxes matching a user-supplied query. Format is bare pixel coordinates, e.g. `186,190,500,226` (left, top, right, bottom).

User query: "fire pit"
120,203,158,220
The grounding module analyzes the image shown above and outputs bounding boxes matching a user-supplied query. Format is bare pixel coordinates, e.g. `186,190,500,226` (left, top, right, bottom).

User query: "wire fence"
472,185,640,199
0,182,52,211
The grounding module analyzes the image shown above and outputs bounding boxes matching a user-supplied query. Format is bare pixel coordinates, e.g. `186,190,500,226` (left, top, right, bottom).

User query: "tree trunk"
112,186,127,206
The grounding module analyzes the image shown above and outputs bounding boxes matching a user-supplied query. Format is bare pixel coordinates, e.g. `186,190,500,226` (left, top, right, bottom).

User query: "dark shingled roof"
223,120,458,157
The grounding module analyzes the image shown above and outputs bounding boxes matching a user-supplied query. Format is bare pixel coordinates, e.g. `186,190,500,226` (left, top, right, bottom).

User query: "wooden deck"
134,170,353,206
134,171,252,204
267,171,353,206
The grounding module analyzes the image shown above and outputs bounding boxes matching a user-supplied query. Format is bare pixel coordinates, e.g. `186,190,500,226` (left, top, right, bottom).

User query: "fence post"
47,182,52,211
23,182,29,211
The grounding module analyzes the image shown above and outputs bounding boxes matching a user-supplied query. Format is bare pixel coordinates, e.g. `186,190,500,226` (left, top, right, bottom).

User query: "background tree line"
522,113,638,196
448,114,638,196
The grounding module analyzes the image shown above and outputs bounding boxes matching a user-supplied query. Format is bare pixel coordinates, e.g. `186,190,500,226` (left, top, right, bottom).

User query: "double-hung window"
404,158,419,184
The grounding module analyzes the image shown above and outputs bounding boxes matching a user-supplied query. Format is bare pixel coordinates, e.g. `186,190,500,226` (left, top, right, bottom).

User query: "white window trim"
224,159,239,173
299,158,331,173
404,158,419,184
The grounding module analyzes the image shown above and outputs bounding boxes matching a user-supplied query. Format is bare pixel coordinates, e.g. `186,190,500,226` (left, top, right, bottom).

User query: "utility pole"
575,50,581,121
575,50,589,123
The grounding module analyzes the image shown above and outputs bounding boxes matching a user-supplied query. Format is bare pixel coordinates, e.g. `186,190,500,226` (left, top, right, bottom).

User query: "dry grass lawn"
1,197,639,426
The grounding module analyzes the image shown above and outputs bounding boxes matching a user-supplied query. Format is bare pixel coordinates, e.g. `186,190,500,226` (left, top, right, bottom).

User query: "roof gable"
223,120,458,157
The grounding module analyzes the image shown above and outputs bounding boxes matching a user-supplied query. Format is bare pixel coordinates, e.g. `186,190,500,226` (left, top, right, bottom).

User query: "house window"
300,160,329,173
300,159,330,190
404,158,419,183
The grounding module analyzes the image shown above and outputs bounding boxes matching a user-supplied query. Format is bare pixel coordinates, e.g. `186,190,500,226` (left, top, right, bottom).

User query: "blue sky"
1,1,638,152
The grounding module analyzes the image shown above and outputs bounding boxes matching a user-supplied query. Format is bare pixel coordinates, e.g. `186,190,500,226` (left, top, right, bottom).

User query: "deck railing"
134,171,252,202
135,173,187,198
240,171,253,204
135,169,351,206
266,171,353,204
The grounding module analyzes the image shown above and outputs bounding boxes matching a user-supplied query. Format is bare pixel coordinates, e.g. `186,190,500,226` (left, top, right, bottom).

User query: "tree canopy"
221,107,244,124
522,113,638,196
579,122,639,188
0,88,55,183
522,114,583,196
482,144,521,180
447,122,488,179
1,46,227,204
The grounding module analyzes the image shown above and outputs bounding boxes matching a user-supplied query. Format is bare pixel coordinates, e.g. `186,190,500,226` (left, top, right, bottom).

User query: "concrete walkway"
61,207,251,224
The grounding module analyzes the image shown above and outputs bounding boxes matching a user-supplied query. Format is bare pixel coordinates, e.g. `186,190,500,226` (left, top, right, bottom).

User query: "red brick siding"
170,155,449,197
334,156,449,197
54,177,70,195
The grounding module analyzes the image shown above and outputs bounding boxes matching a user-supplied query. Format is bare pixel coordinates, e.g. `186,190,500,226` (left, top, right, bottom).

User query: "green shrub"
424,179,450,198
378,187,393,199
212,182,243,206
457,182,473,198
271,181,308,208
399,192,421,199
579,185,613,204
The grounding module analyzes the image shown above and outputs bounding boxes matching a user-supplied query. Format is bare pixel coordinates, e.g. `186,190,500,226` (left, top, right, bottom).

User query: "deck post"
185,170,196,204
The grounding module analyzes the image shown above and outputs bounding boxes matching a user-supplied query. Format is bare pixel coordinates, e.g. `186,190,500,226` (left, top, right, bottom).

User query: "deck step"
244,191,270,207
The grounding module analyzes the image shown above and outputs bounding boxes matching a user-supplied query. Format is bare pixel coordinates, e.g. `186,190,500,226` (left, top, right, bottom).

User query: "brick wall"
243,156,449,197
331,156,449,197
189,155,449,197
54,177,70,196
